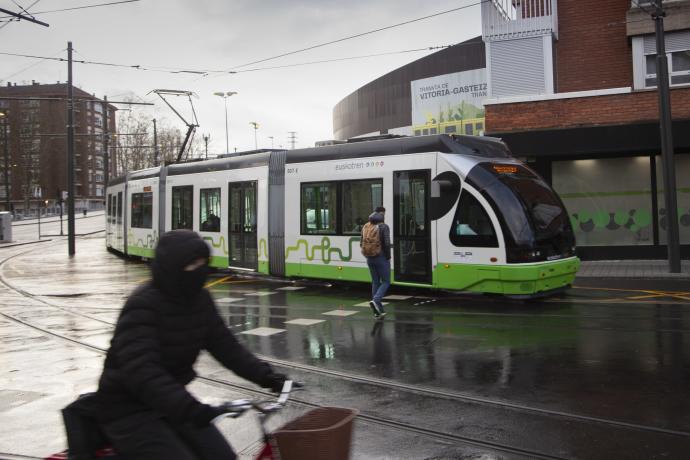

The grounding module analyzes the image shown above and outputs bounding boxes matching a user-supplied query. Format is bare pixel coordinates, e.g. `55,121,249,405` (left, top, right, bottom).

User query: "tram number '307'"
287,167,299,174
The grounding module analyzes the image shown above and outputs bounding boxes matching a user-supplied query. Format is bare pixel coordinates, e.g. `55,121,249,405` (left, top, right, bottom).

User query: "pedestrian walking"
360,206,391,319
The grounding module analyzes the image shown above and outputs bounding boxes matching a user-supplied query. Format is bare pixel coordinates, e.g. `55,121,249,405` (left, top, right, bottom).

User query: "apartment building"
0,81,116,215
482,0,690,259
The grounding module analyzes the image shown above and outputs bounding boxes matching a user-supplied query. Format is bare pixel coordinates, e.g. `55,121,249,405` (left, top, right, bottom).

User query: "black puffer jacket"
96,230,274,425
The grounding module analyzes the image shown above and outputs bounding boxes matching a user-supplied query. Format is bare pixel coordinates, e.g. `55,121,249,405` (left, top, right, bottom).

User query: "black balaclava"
151,230,210,301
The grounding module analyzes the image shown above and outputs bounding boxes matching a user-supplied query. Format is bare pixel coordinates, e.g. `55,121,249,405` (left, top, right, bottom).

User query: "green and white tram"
106,135,579,297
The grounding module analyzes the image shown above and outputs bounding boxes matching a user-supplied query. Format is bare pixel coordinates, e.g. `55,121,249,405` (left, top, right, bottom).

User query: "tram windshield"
465,163,575,262
487,164,567,240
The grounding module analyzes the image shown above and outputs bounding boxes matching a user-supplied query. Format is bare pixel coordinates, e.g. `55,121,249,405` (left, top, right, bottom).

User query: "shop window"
553,157,653,246
449,190,498,247
172,186,193,230
131,192,153,229
655,154,690,245
200,188,221,232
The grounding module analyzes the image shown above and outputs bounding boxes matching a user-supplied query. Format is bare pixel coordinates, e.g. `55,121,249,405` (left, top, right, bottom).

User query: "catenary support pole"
2,117,9,211
103,95,109,189
153,118,159,165
67,42,76,256
653,0,681,273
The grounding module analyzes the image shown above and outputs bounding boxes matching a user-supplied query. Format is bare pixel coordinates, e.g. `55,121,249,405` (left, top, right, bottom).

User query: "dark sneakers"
368,300,381,317
369,300,386,319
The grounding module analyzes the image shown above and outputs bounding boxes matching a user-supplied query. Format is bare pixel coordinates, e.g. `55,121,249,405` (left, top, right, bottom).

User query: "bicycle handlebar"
216,380,302,420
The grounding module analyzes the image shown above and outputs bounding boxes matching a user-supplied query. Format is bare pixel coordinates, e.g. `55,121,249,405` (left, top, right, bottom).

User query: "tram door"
393,170,431,284
228,181,258,270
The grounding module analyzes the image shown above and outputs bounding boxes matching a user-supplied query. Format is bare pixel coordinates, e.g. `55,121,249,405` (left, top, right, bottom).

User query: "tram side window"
301,182,337,234
116,192,123,225
172,186,193,230
200,188,221,232
342,179,382,234
449,190,498,247
131,192,153,229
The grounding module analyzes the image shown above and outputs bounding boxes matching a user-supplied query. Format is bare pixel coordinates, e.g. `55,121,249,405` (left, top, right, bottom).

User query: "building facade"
0,82,116,216
482,0,690,259
333,37,486,141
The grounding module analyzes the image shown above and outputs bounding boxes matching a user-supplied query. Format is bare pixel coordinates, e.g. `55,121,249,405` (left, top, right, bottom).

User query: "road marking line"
322,310,358,317
205,276,233,288
285,318,325,326
241,327,285,336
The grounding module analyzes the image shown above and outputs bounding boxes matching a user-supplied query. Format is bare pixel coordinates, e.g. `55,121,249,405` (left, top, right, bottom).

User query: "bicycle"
46,381,357,460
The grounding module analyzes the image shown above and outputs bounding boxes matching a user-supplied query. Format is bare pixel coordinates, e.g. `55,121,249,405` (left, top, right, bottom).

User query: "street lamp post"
249,122,259,150
213,91,237,155
268,136,274,149
203,134,210,159
0,111,9,212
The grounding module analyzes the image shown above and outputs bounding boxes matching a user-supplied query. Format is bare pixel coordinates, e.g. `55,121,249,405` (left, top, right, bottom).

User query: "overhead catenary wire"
0,45,460,78
0,0,140,19
227,0,487,70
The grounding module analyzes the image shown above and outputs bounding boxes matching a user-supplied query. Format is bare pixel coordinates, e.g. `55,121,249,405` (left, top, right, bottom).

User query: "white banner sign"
411,68,487,135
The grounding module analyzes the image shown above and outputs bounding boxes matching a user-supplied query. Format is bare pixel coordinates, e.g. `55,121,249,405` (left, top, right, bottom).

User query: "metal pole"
67,41,76,256
223,96,229,155
153,118,159,166
203,134,209,159
653,0,681,273
2,118,9,211
37,203,41,239
103,96,109,189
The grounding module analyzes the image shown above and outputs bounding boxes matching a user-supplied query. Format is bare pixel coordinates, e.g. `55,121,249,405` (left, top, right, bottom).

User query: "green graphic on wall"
569,207,690,233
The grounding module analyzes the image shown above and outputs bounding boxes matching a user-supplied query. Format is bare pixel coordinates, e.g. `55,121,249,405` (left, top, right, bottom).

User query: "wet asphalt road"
1,232,690,459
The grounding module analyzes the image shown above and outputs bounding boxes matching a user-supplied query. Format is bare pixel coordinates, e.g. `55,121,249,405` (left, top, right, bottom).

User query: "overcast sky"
1,0,482,154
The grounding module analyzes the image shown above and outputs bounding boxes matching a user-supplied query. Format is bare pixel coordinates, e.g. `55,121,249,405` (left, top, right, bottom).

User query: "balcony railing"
482,0,558,41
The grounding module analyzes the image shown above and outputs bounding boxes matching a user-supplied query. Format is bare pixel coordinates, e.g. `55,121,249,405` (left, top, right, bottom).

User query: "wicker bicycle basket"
271,407,359,460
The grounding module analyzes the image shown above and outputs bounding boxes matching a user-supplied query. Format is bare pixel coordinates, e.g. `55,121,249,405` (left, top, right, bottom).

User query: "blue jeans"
366,254,390,309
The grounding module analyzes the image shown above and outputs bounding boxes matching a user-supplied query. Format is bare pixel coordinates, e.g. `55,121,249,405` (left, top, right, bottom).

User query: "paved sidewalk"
578,259,690,279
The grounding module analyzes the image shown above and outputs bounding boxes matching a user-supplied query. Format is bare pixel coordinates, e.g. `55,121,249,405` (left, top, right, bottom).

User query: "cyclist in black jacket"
94,230,287,460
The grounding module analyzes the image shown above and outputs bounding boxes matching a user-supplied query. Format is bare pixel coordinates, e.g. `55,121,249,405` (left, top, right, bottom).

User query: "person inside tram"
201,213,220,232
67,230,289,460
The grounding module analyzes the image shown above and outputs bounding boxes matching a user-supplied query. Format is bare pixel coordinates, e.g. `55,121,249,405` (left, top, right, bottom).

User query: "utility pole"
651,0,681,273
103,95,109,189
288,131,297,150
67,41,76,256
153,118,159,166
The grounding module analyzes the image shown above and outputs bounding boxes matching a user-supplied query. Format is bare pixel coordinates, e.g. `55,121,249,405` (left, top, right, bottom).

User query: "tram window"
172,186,193,230
116,192,123,225
414,130,421,136
422,129,429,135
200,188,221,232
430,128,437,134
465,124,474,135
450,190,498,247
444,125,457,133
131,192,153,229
342,179,382,234
301,182,337,235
